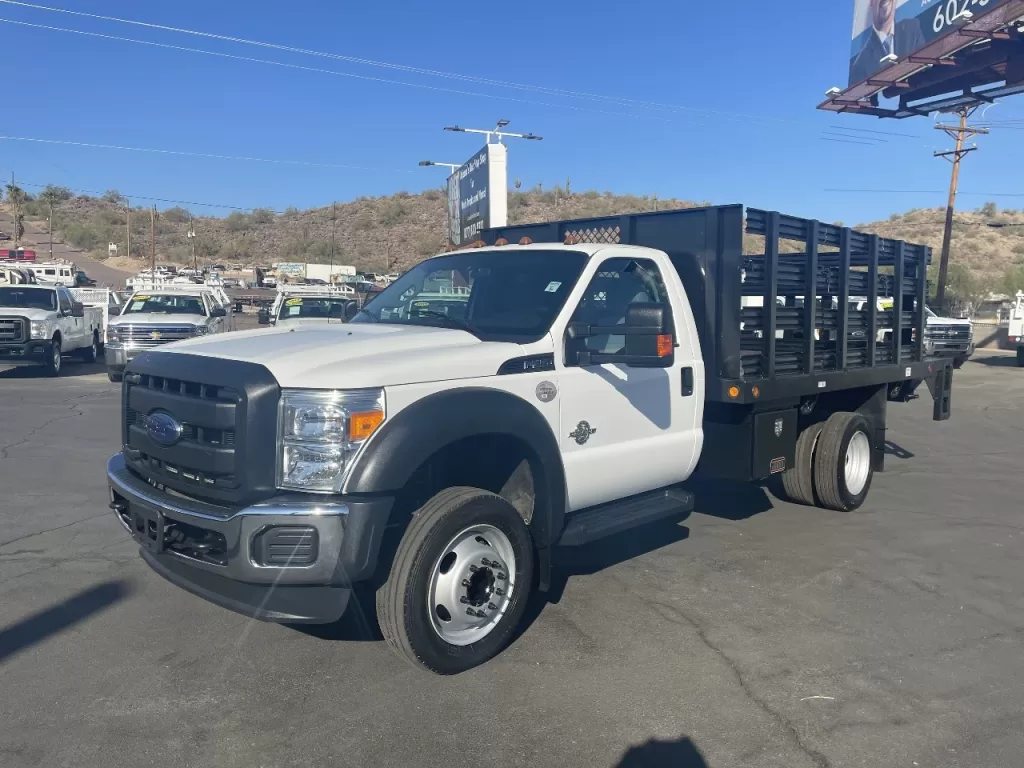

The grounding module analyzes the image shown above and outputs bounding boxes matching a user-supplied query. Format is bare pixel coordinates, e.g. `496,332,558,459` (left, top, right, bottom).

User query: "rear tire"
781,423,823,506
376,487,534,675
813,412,874,512
79,332,99,363
44,337,62,377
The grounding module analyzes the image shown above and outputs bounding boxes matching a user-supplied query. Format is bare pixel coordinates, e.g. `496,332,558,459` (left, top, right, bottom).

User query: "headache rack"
483,204,931,405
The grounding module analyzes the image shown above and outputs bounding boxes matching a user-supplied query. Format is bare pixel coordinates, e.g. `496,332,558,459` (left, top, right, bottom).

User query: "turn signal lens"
751,386,760,398
656,334,673,357
349,410,385,441
728,386,740,399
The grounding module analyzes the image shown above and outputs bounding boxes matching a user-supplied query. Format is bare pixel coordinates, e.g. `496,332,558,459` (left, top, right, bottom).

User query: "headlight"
30,321,48,340
277,389,385,492
106,325,122,343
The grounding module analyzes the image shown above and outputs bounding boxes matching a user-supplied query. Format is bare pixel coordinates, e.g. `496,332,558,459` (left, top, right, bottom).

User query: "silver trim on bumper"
107,453,348,584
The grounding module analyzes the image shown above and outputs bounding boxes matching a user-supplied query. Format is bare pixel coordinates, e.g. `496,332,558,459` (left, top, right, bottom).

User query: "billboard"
446,143,508,247
849,0,1014,86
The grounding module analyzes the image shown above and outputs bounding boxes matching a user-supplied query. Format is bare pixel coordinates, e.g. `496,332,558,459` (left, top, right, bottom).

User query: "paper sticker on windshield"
285,298,303,306
544,281,562,293
133,295,150,301
414,301,429,307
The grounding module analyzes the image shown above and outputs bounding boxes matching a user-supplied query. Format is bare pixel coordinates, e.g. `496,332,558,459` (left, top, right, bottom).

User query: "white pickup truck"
106,206,954,674
1009,291,1024,366
257,285,359,327
0,283,104,374
104,283,234,382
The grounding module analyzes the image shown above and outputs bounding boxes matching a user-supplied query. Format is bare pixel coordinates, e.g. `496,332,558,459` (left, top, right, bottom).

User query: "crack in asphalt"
0,389,113,461
625,585,832,768
0,512,110,550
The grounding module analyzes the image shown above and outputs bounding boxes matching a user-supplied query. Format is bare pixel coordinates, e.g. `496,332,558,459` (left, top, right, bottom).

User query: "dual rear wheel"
781,412,874,512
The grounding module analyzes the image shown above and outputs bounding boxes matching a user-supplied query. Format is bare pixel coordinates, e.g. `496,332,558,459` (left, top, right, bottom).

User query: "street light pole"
418,160,461,173
443,119,543,145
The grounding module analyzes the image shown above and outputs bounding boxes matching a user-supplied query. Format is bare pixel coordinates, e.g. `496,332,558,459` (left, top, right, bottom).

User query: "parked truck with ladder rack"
106,205,953,674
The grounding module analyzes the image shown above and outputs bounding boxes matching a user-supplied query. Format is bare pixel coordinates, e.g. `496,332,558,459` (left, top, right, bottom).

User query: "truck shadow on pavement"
612,736,708,767
0,579,133,663
970,355,1020,368
0,362,108,379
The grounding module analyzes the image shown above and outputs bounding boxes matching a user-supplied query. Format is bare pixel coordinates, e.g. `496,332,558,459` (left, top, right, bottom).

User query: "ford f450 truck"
107,205,953,674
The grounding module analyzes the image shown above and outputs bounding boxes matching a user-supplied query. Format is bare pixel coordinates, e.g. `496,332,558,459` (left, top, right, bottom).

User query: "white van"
28,263,76,285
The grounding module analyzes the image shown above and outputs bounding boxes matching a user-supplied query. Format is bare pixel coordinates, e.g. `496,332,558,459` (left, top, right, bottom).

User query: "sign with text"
848,0,1013,86
447,143,508,247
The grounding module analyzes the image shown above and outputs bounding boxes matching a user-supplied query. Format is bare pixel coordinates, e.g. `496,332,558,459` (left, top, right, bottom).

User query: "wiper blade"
413,310,479,337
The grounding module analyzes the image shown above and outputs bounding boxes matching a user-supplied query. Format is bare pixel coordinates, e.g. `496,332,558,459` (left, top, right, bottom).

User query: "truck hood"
160,323,526,388
926,315,972,327
110,313,207,326
0,307,58,322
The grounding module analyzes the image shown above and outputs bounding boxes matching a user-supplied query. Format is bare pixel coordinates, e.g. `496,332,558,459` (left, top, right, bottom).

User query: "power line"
6,177,276,211
827,125,922,139
0,17,686,125
0,134,410,172
819,137,882,146
0,0,796,125
820,131,888,144
824,188,1024,198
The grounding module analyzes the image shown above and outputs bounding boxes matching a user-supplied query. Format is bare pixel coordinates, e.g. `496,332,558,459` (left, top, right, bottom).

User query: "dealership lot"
2,353,1024,768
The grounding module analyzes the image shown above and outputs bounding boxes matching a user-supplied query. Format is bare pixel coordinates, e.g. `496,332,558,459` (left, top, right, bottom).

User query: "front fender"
343,387,567,550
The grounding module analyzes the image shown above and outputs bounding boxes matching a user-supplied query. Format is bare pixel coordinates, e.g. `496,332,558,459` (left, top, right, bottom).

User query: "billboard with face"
849,0,1013,86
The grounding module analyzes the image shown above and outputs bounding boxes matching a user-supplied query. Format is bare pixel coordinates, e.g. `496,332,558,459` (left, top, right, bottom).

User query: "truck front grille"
926,324,971,341
121,354,280,506
0,317,25,343
121,324,196,348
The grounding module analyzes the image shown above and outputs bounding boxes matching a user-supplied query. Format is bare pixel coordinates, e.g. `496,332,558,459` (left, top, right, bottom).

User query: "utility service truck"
1009,291,1024,366
0,283,104,374
106,205,953,674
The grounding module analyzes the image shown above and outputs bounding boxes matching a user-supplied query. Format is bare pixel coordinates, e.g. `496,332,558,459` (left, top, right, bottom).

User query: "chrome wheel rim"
844,431,871,496
427,524,516,647
52,344,60,371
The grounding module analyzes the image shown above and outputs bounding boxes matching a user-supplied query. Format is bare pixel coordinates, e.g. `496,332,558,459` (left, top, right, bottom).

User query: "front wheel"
44,338,62,377
107,370,123,383
376,487,534,674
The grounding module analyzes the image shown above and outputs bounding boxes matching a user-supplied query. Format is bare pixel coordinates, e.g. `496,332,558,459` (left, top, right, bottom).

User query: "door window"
56,289,72,314
567,258,668,363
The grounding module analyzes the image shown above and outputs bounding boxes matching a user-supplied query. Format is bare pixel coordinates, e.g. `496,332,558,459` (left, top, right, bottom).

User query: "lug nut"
496,573,507,581
460,596,469,604
461,579,471,588
495,588,504,596
487,603,497,610
481,558,494,567
468,565,478,572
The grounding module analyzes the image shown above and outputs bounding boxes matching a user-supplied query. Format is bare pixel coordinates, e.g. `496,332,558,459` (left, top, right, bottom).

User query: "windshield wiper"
410,310,479,337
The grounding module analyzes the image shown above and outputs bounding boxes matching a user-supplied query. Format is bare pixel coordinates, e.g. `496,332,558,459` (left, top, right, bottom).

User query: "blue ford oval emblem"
146,410,183,446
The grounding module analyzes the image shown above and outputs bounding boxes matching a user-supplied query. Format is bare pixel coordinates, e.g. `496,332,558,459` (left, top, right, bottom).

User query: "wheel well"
397,434,538,527
52,330,62,344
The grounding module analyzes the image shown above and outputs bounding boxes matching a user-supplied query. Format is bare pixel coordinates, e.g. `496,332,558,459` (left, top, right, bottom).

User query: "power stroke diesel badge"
569,421,597,445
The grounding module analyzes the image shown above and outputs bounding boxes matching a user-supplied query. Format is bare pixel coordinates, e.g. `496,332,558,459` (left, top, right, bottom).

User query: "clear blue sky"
0,0,1021,224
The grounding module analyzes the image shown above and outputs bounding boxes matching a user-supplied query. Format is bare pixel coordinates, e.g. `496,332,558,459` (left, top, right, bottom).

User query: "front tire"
44,337,62,377
107,370,123,383
1017,348,1024,367
376,487,534,674
813,412,874,512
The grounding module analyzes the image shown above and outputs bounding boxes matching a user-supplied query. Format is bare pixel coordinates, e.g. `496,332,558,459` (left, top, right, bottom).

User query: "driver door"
56,288,82,346
556,253,702,512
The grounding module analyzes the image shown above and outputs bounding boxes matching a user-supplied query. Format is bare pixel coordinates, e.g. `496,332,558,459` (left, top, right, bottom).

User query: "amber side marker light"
349,411,385,441
751,385,760,398
657,335,673,357
727,386,740,399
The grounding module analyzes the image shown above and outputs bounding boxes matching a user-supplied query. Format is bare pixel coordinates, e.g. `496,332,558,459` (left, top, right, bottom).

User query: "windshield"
277,296,352,320
123,294,207,316
351,249,588,342
0,287,57,310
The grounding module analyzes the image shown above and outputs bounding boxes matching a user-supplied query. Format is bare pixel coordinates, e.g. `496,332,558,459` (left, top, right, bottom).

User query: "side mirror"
257,308,271,325
71,303,85,318
210,306,227,318
567,302,675,368
109,305,122,316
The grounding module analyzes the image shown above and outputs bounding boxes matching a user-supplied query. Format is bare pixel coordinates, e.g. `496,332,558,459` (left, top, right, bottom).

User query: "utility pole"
934,107,988,309
150,205,156,275
125,198,131,260
10,172,20,250
329,201,336,280
187,214,197,272
47,199,54,261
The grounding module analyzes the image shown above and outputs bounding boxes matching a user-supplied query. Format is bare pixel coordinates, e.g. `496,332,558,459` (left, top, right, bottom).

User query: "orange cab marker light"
727,386,740,399
751,385,760,398
349,411,384,441
564,234,581,245
494,238,508,246
656,334,673,357
519,237,533,245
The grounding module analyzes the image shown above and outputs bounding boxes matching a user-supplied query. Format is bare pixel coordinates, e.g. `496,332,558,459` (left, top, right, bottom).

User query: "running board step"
558,487,694,547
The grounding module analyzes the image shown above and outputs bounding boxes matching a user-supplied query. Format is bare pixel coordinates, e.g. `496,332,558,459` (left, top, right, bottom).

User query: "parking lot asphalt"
2,352,1024,768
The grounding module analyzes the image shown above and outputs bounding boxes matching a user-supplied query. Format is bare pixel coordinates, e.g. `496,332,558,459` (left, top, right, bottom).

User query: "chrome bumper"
104,343,138,369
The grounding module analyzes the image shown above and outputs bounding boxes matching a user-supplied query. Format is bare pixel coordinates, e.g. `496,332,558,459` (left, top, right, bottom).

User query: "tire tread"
781,424,822,506
813,412,870,512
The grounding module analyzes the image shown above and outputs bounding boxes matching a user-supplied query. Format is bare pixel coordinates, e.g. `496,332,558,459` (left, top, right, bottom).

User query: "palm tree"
5,183,28,247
